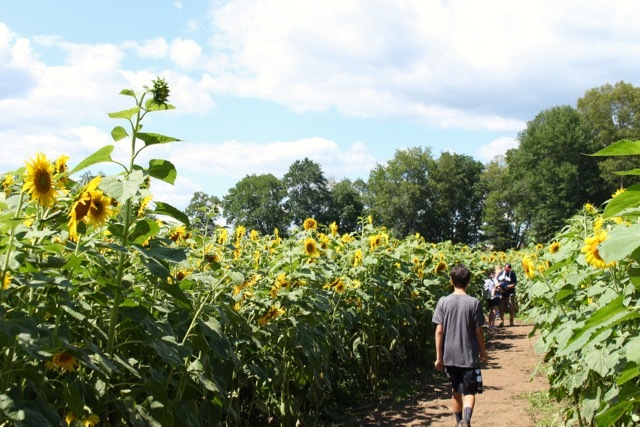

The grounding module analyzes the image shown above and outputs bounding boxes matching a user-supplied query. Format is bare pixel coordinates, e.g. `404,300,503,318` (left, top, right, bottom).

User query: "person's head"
504,263,512,272
450,263,471,289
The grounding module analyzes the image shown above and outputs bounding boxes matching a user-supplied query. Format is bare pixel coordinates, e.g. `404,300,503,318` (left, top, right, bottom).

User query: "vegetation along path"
358,321,550,427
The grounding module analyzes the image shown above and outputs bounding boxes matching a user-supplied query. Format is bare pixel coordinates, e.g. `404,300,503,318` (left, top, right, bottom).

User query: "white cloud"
121,37,169,59
477,137,519,161
205,0,640,131
170,38,203,70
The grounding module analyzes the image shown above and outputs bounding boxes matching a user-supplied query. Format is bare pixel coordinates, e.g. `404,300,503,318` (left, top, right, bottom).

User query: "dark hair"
505,263,512,269
450,264,471,288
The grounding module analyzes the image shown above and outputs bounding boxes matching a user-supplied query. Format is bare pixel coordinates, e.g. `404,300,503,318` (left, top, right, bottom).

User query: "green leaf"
562,295,640,354
108,107,140,120
69,145,115,175
100,170,144,203
614,168,640,176
152,201,189,226
617,361,640,385
630,268,640,290
145,98,176,111
603,184,640,218
598,223,640,262
128,219,160,245
137,132,180,147
590,139,640,156
120,89,136,97
148,159,177,185
111,125,129,142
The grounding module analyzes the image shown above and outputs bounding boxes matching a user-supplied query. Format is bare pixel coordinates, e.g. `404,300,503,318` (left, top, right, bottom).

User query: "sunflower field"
0,81,517,426
518,139,640,426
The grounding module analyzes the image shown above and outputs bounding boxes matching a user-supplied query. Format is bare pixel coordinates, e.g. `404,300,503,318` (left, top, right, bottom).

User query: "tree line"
186,81,640,250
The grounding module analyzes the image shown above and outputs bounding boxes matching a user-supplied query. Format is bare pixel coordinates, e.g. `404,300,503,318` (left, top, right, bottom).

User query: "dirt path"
358,321,548,426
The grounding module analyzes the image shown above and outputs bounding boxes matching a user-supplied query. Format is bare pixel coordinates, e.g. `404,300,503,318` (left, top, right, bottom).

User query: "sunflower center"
35,170,51,192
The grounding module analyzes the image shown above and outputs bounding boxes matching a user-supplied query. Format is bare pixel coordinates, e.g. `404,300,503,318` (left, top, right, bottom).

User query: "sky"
1,0,639,210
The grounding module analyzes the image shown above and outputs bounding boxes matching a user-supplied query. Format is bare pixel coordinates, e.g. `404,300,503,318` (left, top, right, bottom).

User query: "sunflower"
48,351,78,372
258,306,286,326
235,225,246,240
23,152,58,207
303,218,317,230
2,174,14,197
522,257,536,279
87,190,116,228
217,228,228,244
329,221,338,236
2,273,11,290
369,234,381,251
249,230,259,241
434,260,447,274
170,225,188,242
549,242,560,254
581,231,616,269
353,248,363,267
53,154,70,188
612,188,626,199
137,195,153,216
334,279,346,294
583,203,596,214
304,237,318,256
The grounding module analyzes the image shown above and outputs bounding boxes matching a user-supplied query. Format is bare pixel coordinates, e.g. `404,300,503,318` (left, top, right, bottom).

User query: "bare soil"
356,321,548,427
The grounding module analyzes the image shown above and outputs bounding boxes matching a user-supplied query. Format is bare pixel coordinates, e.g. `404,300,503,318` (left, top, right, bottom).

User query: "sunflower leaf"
120,89,136,97
111,126,129,142
603,183,640,218
69,145,115,175
108,107,140,120
599,223,640,262
589,139,640,156
148,159,177,185
151,201,189,226
136,132,181,146
128,219,160,245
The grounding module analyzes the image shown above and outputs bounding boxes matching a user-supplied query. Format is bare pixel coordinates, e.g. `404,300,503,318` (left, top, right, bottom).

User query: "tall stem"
106,95,144,354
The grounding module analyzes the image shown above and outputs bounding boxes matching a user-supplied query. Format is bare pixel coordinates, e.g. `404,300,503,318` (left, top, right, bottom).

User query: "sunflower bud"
149,77,170,106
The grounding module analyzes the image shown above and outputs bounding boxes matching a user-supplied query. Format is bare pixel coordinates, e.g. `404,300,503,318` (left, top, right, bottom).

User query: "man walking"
497,263,517,326
433,264,489,427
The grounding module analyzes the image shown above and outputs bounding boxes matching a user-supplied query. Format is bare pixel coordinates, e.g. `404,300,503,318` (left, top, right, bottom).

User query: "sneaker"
458,420,470,427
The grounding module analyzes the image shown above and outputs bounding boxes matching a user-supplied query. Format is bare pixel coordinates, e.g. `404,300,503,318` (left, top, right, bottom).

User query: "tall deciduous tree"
577,81,640,190
327,178,364,233
365,147,436,239
282,158,332,227
429,152,485,243
222,174,289,235
185,191,221,236
507,105,603,242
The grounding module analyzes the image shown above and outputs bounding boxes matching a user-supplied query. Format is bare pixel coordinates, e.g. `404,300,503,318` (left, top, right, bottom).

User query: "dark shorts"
489,296,500,307
445,366,483,395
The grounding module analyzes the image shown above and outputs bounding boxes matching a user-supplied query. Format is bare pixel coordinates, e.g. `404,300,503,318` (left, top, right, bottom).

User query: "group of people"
431,263,518,426
483,263,518,328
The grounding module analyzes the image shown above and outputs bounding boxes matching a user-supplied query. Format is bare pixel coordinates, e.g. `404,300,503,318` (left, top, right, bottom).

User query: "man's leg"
498,297,507,326
461,394,476,425
508,296,516,325
451,390,463,424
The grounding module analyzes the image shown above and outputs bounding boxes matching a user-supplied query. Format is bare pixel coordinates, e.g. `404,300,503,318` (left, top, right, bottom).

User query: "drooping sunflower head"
581,231,616,269
522,257,536,279
2,174,15,197
249,230,259,241
304,237,318,256
53,154,70,188
353,248,363,267
549,241,560,254
583,203,596,214
87,190,116,228
23,152,58,208
434,260,448,274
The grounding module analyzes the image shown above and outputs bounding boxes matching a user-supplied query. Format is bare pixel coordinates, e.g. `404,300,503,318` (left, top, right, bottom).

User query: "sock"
455,411,462,423
463,406,473,420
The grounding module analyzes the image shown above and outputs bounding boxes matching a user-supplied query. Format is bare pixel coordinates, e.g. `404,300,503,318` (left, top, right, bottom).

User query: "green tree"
327,178,364,233
365,147,436,239
507,105,603,242
282,158,332,227
577,81,640,190
222,173,289,235
480,158,524,250
429,152,485,243
185,191,221,236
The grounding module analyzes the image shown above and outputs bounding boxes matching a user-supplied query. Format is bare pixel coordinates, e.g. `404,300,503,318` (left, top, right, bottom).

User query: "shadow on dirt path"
356,321,548,427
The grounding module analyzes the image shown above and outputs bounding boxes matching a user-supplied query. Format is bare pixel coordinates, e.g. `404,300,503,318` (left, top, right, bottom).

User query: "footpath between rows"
358,321,550,426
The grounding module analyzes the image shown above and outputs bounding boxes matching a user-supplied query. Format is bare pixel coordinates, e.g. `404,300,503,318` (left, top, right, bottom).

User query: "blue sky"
2,0,639,209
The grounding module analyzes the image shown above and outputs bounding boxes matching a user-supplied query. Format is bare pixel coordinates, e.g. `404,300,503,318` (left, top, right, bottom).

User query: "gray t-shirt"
432,293,485,368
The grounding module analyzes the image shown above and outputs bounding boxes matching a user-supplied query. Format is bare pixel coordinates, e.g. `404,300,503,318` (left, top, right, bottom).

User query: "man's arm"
434,324,444,371
475,327,489,363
